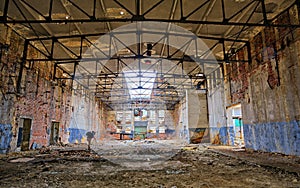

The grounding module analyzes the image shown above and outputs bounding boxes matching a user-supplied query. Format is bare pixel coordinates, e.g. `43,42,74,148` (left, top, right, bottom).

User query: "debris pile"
0,142,299,187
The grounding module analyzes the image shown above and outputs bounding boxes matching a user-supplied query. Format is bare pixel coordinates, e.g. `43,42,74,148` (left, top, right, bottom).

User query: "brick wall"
0,23,111,152
226,4,300,124
0,26,76,151
225,4,300,155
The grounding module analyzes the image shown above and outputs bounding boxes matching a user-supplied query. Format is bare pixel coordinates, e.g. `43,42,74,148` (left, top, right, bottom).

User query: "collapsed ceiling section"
0,0,298,110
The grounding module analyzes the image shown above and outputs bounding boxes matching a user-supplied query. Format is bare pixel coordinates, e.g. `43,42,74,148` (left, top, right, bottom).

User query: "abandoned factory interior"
0,0,300,187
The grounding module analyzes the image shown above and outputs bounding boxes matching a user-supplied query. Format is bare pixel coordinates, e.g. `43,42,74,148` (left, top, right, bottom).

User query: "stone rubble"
0,141,299,187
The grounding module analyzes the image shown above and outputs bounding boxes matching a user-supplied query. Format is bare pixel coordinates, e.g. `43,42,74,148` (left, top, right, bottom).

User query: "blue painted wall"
210,127,235,145
68,128,86,143
0,124,12,154
243,121,300,155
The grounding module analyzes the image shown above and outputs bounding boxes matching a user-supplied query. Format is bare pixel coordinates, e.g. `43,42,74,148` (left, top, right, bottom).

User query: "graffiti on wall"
0,124,12,154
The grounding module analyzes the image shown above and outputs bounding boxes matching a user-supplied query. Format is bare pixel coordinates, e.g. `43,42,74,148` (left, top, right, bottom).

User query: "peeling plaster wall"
173,96,188,140
0,25,104,152
14,70,73,148
68,91,102,143
243,121,300,155
173,103,181,139
225,5,300,155
187,90,209,143
207,67,234,145
0,27,27,151
98,101,108,139
164,110,176,130
12,50,74,149
0,124,12,154
187,90,208,129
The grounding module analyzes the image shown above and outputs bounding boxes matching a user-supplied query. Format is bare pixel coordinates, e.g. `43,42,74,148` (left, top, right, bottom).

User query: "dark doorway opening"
50,122,59,145
17,118,32,151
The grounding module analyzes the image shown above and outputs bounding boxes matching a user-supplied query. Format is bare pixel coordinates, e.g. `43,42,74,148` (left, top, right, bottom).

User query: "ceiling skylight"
124,71,156,99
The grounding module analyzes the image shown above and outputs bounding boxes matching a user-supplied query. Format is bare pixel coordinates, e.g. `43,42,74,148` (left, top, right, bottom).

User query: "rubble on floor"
0,141,299,188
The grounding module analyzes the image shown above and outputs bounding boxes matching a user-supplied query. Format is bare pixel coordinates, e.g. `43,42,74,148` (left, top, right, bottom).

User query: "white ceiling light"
106,8,127,18
124,71,156,99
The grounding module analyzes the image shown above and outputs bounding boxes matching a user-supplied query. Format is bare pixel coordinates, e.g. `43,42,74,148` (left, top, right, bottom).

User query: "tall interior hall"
0,0,300,186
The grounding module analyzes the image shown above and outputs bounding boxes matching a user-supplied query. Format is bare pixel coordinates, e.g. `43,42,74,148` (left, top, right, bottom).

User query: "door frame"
226,104,244,146
50,121,60,145
17,117,32,151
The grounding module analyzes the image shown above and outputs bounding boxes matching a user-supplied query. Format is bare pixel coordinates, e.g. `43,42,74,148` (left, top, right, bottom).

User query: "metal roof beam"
2,17,299,28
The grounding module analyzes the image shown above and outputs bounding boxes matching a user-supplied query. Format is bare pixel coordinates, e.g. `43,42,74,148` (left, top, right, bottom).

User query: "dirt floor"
0,140,300,188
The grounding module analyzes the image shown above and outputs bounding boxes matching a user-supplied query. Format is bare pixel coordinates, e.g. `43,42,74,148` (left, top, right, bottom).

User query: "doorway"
233,117,243,146
50,122,59,145
17,118,32,151
227,104,244,146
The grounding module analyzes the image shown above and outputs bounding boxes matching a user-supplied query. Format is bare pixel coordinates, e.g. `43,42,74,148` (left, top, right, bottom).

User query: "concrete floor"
0,140,299,188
